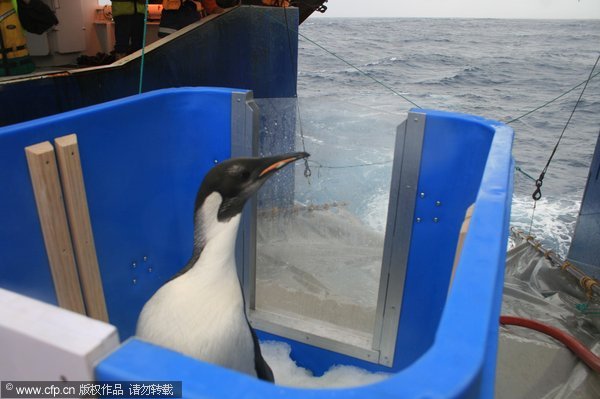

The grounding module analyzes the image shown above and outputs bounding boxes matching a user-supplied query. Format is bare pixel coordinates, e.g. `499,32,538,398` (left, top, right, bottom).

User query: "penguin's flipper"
249,324,275,382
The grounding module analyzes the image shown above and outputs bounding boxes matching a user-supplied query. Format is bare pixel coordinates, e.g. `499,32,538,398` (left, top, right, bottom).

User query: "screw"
416,217,422,223
143,256,148,262
132,262,137,268
214,159,218,164
148,267,153,273
433,217,439,223
420,192,425,198
435,200,442,206
132,278,137,284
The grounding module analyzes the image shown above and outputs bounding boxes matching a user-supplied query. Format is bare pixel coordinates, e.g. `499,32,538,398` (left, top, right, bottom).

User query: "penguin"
136,152,309,382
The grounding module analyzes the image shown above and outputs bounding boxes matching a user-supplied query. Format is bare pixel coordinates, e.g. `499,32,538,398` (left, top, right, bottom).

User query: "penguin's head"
195,152,310,222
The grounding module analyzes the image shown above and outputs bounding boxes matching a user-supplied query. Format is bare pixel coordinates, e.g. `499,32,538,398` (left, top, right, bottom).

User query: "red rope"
500,315,600,373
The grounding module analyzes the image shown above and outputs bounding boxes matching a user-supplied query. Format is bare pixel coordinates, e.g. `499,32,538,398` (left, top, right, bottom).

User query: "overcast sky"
314,0,600,19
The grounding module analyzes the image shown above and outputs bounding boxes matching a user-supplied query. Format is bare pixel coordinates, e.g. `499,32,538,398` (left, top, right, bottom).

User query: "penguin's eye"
240,170,251,181
227,165,251,181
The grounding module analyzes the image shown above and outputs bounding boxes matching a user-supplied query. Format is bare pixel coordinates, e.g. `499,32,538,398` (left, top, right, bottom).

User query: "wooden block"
25,142,86,315
449,204,475,291
55,134,109,322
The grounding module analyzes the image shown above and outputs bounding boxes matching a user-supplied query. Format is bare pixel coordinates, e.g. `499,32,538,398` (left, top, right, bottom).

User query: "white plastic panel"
0,288,119,380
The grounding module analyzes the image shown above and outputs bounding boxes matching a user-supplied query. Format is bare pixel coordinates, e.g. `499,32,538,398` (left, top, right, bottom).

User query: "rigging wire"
283,6,312,180
526,202,537,236
138,0,150,94
525,53,599,235
506,70,600,125
531,53,599,202
256,7,422,109
309,159,392,169
297,32,423,109
515,166,536,182
262,6,599,186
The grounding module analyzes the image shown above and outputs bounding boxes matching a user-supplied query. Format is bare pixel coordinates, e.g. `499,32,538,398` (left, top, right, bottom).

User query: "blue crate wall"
0,88,235,338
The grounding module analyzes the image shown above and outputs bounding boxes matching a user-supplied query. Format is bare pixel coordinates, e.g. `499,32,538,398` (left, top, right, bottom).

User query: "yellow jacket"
111,0,147,17
162,0,220,14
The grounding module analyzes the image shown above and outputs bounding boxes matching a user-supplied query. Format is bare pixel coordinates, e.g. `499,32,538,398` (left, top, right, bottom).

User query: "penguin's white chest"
136,205,257,376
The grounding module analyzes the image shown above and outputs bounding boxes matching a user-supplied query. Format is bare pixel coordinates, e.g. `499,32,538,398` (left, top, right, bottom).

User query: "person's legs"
129,13,146,53
113,15,131,56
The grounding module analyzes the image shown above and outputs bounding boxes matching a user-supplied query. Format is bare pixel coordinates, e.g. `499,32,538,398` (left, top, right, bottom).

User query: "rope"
511,228,600,298
522,54,600,236
506,69,600,125
527,200,536,236
580,277,599,299
267,2,600,127
297,33,422,109
138,0,150,94
263,5,600,123
561,260,572,271
531,53,600,202
576,303,600,316
256,6,422,109
261,7,598,181
515,165,536,181
309,159,392,169
282,6,312,179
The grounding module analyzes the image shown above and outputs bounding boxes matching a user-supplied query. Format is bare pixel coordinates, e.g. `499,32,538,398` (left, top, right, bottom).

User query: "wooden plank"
449,204,475,291
54,134,109,322
25,142,86,314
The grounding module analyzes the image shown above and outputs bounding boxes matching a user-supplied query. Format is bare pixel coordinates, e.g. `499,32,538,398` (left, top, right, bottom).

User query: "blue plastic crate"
0,88,514,398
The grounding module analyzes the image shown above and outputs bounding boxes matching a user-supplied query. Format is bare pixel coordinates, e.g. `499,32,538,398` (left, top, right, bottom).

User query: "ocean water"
294,17,600,258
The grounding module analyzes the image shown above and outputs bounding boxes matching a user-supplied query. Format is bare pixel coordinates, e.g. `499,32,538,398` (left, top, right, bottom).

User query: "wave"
510,195,581,259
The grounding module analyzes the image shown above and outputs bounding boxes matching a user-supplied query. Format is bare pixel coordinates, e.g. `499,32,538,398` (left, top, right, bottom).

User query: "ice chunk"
260,340,391,388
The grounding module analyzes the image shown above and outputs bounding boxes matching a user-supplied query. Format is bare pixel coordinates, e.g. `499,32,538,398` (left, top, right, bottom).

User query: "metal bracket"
372,111,426,366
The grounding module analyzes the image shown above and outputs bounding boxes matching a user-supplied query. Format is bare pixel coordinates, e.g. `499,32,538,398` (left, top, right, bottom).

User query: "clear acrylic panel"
253,97,402,349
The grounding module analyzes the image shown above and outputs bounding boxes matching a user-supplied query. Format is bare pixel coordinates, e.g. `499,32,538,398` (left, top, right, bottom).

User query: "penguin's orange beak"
259,152,309,178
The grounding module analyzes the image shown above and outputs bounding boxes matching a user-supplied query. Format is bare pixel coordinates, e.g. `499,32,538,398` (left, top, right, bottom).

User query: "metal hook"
532,179,543,201
303,159,312,178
